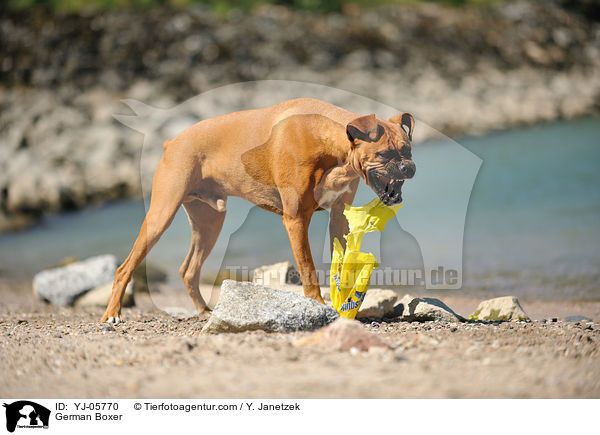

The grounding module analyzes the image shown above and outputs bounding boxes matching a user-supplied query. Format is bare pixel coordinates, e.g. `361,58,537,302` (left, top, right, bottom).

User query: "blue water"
1,117,599,299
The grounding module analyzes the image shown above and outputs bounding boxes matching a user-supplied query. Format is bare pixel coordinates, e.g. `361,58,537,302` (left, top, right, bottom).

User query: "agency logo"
2,401,50,433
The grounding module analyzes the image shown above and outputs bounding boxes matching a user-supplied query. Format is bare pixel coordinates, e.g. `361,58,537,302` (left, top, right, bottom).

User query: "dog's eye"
376,150,396,160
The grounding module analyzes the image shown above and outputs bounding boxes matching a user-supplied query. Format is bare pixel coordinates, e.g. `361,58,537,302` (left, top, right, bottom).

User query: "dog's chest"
315,185,351,208
314,165,356,209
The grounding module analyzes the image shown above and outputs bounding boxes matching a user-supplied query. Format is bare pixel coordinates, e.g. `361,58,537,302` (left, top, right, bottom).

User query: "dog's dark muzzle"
368,172,405,205
367,160,415,205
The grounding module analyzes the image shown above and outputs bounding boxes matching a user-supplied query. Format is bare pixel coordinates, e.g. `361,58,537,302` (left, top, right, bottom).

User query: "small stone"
470,296,530,322
564,315,593,323
133,262,168,293
394,294,415,317
102,323,116,332
202,280,338,334
33,255,118,306
356,289,398,319
367,346,389,356
164,307,202,320
395,295,464,323
252,261,301,286
74,281,134,308
295,317,390,352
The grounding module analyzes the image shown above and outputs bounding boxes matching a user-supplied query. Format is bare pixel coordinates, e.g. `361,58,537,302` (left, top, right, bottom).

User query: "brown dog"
101,98,415,323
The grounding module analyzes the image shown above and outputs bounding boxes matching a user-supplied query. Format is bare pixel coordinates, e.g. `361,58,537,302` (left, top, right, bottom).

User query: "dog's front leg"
328,178,359,254
282,211,325,304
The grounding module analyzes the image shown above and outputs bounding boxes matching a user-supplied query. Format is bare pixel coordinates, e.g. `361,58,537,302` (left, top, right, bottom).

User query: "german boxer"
102,98,415,323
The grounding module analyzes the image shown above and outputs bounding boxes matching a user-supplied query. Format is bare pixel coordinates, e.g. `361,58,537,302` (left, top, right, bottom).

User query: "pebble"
564,315,593,323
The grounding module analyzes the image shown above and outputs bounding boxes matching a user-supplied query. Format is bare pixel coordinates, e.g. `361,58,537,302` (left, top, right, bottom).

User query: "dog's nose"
400,160,416,179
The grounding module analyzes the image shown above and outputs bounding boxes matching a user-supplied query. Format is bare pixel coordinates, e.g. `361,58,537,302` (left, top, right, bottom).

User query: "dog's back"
167,98,356,155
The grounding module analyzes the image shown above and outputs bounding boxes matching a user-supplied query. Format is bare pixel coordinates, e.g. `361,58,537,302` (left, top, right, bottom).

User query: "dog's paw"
101,312,122,324
101,306,123,324
106,316,122,324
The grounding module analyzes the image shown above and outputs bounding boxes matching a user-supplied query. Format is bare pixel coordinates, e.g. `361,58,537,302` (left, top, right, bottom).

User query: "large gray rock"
356,289,398,319
252,261,301,286
470,296,530,322
202,280,338,334
74,281,134,308
276,284,331,302
33,255,118,306
396,294,464,323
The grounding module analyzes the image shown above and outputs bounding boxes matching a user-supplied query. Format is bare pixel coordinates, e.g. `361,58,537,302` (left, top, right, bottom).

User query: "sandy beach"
1,277,598,399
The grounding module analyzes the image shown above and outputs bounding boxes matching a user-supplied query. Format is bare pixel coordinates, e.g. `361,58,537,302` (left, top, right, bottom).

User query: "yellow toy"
330,198,402,318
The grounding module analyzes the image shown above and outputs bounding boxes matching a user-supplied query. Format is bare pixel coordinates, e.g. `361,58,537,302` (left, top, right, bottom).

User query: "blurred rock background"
1,0,599,232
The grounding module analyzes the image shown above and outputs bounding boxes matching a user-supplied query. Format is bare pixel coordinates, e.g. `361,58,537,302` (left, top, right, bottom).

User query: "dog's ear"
389,113,415,141
347,114,382,144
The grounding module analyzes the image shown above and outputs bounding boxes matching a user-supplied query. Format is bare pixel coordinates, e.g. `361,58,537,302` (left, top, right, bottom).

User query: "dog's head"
346,113,416,205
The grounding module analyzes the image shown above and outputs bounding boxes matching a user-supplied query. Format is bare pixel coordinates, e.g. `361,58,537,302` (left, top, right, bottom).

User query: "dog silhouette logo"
2,401,50,433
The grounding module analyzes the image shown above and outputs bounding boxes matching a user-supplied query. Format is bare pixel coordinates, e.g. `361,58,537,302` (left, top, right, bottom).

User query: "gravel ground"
1,277,599,398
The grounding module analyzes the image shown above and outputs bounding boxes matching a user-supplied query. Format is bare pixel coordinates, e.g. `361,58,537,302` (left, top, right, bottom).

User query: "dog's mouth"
367,171,405,205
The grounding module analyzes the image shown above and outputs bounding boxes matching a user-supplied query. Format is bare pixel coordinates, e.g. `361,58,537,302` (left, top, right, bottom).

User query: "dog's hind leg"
101,156,193,323
179,198,226,313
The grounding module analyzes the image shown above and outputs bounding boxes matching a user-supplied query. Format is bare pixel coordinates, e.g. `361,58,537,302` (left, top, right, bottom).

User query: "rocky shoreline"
1,1,599,232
